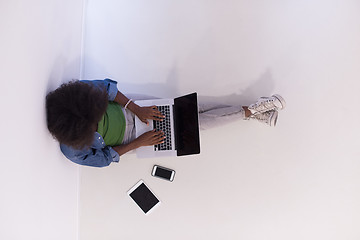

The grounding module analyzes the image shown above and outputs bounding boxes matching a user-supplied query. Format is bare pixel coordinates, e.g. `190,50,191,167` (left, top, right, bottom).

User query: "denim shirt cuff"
104,78,118,101
109,146,120,163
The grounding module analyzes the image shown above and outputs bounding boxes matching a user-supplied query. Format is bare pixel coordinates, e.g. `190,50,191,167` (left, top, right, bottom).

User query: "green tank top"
97,102,126,146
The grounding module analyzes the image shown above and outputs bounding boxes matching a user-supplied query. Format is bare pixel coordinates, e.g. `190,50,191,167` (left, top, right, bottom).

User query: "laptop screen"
173,93,201,156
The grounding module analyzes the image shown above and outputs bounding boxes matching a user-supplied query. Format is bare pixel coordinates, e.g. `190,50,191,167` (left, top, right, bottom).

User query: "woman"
46,79,285,167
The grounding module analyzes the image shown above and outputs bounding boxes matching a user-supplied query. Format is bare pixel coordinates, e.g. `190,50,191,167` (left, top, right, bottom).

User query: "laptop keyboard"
153,105,172,151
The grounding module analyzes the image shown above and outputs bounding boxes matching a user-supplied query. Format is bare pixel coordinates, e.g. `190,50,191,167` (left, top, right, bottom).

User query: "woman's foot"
248,94,286,115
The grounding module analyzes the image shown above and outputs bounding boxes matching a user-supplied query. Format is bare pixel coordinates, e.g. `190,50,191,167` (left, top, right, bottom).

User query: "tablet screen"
129,182,160,214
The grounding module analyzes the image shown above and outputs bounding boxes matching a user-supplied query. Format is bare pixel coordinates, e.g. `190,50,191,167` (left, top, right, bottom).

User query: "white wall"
0,1,84,239
80,1,360,240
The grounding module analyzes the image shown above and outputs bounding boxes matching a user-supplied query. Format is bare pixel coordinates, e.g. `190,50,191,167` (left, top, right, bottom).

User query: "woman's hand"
135,130,165,147
135,106,165,125
112,130,165,156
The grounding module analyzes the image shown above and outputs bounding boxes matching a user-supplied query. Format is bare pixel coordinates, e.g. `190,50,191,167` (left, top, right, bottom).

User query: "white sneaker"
248,94,286,115
249,110,278,127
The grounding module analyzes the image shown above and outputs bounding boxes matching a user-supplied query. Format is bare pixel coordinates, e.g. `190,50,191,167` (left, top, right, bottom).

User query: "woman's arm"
112,129,165,156
81,79,164,124
113,91,165,125
80,79,118,101
60,142,118,168
113,90,140,113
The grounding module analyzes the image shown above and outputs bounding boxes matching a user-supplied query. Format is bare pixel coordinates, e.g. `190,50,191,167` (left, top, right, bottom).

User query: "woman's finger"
153,134,165,144
140,118,149,125
151,110,165,120
153,131,164,139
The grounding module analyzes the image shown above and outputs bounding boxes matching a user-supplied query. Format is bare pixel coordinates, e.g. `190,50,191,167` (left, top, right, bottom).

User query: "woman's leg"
121,94,159,145
198,101,249,130
123,94,285,135
198,94,287,129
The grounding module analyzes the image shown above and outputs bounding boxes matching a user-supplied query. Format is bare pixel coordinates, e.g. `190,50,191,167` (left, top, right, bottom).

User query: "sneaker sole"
272,94,286,110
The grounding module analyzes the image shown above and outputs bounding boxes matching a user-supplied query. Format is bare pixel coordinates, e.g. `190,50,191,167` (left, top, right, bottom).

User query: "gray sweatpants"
121,94,246,144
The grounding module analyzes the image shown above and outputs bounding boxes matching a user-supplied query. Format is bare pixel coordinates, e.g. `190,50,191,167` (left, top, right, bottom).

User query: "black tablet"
127,180,161,215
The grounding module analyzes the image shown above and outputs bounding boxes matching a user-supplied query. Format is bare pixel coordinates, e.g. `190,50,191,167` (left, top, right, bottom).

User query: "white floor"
79,1,360,240
0,1,83,240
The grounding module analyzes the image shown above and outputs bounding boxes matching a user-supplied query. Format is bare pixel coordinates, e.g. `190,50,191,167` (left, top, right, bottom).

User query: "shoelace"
253,98,275,111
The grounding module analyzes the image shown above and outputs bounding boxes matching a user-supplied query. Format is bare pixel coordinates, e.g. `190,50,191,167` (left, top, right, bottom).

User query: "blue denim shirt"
60,79,120,167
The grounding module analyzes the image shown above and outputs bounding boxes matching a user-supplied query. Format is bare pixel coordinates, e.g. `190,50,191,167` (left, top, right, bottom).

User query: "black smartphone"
151,165,175,182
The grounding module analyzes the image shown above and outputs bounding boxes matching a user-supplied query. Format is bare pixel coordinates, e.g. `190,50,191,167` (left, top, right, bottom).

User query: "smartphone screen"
152,165,175,181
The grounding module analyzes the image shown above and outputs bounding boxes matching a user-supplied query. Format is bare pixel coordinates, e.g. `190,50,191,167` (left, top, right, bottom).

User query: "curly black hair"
46,81,108,149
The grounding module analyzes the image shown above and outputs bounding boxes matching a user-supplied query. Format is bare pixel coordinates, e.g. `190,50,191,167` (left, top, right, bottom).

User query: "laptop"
135,93,200,158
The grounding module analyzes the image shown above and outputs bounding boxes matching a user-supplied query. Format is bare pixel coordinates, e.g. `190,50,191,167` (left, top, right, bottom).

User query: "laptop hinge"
172,104,178,150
